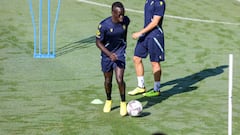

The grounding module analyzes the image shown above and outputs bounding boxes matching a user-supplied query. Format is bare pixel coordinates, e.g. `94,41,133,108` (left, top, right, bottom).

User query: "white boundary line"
228,54,233,135
77,0,240,26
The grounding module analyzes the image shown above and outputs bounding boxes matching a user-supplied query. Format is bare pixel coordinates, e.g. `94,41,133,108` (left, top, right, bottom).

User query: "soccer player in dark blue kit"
96,2,130,116
128,0,165,97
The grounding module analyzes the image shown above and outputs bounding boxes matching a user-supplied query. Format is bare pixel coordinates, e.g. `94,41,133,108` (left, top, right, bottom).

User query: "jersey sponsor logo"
110,28,113,32
122,25,126,30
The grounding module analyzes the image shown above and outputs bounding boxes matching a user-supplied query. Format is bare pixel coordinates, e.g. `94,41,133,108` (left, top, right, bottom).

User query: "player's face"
112,7,125,23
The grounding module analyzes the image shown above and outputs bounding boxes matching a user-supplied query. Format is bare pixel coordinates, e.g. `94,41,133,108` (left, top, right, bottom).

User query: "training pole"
228,54,233,135
39,0,42,55
28,0,61,58
53,0,62,57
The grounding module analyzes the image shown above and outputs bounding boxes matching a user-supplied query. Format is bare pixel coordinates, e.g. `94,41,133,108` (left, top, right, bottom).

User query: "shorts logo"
160,1,163,6
110,28,113,32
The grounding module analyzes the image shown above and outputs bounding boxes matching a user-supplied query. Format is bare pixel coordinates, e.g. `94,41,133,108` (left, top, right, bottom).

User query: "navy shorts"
134,34,165,62
101,56,125,72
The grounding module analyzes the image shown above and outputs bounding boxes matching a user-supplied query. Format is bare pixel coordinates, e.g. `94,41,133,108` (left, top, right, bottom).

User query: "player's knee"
104,78,112,85
133,56,142,63
116,78,124,86
151,62,161,72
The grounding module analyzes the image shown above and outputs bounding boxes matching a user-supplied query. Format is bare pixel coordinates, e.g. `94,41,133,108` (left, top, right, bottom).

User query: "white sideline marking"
77,0,240,26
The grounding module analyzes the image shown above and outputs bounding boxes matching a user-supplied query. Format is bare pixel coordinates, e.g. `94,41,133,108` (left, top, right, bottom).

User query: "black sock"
107,93,111,100
120,94,125,102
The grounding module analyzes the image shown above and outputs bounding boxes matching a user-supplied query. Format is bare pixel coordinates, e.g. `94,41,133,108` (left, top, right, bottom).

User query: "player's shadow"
56,35,95,57
136,65,228,110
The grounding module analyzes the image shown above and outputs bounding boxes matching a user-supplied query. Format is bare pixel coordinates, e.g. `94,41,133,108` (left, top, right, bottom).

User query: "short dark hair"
152,132,167,135
112,1,124,11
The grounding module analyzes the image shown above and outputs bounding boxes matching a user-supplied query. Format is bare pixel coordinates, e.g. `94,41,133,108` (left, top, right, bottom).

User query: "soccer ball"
127,100,143,116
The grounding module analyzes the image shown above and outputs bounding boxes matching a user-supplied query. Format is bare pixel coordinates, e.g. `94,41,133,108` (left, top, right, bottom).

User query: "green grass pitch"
0,0,240,134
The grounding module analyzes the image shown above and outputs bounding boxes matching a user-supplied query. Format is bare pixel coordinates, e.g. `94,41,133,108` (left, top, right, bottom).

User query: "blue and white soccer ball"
127,100,143,116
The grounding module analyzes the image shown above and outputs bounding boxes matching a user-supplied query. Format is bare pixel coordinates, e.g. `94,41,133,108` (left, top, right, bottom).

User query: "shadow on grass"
136,65,228,110
56,35,95,57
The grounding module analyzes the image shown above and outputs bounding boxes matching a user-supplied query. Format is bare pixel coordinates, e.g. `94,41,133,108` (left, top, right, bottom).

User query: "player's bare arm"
132,15,161,40
96,39,118,61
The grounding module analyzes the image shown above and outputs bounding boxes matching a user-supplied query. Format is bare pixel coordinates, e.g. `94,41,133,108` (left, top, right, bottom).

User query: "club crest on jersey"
160,1,163,6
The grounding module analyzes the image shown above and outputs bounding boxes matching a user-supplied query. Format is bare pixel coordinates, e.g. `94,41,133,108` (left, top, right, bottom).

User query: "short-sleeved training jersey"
144,0,165,37
96,16,130,57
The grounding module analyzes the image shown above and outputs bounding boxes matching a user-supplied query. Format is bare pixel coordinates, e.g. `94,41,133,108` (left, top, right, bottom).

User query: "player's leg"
128,39,147,95
143,35,164,97
104,71,113,100
133,56,145,88
133,56,144,77
115,66,125,102
128,56,146,95
103,71,113,113
101,57,114,113
115,61,127,116
143,62,161,97
152,61,161,90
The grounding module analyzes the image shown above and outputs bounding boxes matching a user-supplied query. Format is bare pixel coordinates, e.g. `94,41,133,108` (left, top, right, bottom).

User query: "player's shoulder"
99,16,111,26
124,16,130,20
123,16,130,24
154,0,165,2
154,0,165,7
153,0,165,3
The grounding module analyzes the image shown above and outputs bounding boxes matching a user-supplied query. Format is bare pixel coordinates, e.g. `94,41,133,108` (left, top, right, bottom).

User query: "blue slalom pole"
29,0,61,58
48,0,51,55
39,0,42,55
52,0,61,57
28,0,37,57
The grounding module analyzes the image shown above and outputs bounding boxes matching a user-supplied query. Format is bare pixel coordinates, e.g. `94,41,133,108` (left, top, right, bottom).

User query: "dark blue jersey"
96,16,130,57
144,0,165,37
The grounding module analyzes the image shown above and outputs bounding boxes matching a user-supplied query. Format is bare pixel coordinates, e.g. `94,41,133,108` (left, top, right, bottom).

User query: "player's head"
111,2,125,23
152,132,167,135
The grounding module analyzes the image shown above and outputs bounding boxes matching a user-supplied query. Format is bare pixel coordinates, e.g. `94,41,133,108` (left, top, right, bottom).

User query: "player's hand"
109,53,118,61
132,32,142,40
